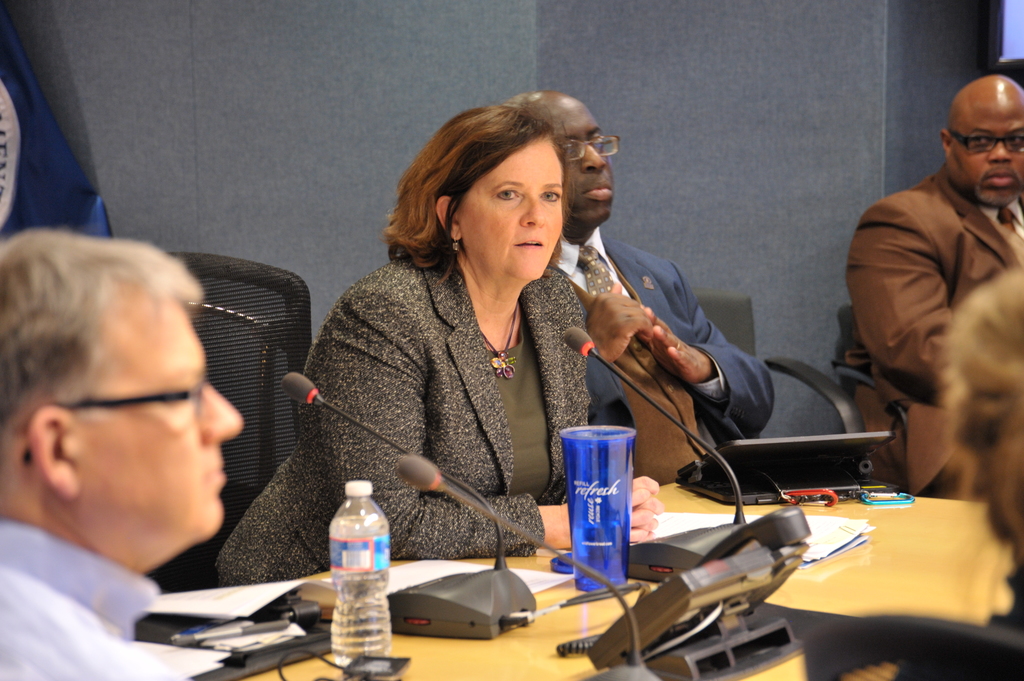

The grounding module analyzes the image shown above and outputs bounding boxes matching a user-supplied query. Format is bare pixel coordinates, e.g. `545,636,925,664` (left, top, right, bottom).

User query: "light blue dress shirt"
0,518,182,681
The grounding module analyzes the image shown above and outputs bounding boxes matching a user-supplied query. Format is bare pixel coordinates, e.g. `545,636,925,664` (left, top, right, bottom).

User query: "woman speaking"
219,105,660,584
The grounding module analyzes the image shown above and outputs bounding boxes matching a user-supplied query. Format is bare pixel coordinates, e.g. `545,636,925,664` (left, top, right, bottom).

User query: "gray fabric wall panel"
538,0,887,436
187,1,537,321
6,0,986,438
884,0,983,195
7,0,537,326
8,0,199,247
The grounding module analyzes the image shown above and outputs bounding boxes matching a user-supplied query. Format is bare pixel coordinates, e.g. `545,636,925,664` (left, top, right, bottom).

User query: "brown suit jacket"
846,165,1019,494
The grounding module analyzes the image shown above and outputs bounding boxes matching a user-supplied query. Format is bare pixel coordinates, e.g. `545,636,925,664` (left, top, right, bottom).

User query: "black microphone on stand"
397,454,660,681
562,328,750,578
282,372,511,561
282,372,409,459
280,372,534,640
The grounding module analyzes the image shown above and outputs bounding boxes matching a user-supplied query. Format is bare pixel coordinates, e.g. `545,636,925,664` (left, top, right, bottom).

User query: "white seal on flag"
0,78,21,227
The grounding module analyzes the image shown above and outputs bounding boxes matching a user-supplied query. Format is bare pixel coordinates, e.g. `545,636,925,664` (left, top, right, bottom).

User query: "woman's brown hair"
383,105,569,278
945,269,1024,564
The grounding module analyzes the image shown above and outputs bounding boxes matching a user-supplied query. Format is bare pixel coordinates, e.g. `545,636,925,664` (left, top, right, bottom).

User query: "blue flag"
0,2,110,237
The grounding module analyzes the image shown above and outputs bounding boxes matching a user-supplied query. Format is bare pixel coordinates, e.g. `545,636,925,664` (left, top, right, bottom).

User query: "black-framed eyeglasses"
60,380,208,416
949,131,1024,154
563,135,619,162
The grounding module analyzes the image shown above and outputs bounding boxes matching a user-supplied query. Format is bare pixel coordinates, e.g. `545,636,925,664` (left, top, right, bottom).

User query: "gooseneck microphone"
281,372,411,464
397,454,659,681
562,328,745,525
281,372,530,638
283,372,509,567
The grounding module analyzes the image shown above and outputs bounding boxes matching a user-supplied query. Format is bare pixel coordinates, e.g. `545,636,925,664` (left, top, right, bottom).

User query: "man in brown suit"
847,75,1024,495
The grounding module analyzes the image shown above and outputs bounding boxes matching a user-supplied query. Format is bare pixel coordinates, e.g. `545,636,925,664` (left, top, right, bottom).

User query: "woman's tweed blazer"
217,260,588,584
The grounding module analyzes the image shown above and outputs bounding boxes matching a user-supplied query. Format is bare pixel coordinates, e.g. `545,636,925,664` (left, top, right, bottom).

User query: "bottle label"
330,535,390,572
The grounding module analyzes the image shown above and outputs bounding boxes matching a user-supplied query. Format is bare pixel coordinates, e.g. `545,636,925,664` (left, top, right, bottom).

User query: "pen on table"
170,619,292,646
500,582,647,631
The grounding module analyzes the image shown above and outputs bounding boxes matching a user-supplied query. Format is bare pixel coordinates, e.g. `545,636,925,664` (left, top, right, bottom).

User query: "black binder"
135,613,331,681
136,588,332,681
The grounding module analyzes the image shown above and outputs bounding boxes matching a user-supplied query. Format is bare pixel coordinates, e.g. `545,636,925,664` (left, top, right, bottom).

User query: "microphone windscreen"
562,327,595,356
281,372,318,404
397,455,443,492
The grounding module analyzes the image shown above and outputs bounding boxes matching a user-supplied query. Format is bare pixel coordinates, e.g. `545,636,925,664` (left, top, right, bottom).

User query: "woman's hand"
630,476,664,543
541,476,664,549
540,504,571,549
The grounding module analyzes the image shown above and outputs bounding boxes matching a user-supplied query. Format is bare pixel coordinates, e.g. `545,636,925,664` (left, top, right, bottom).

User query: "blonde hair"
945,269,1024,564
0,230,201,436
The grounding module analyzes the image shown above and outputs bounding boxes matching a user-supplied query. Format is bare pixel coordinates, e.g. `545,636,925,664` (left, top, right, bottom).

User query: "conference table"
249,485,1013,681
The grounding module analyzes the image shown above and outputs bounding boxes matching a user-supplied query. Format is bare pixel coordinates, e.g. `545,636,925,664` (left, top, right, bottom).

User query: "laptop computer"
675,431,898,505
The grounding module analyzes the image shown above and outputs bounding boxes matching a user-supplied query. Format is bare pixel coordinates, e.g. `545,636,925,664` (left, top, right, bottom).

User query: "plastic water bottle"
330,480,391,665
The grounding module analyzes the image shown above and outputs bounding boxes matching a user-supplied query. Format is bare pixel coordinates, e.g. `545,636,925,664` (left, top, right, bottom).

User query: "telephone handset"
697,504,811,564
627,503,813,581
588,506,811,673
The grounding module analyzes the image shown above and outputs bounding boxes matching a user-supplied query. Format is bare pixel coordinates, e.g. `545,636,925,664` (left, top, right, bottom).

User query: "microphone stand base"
627,524,737,581
388,568,535,640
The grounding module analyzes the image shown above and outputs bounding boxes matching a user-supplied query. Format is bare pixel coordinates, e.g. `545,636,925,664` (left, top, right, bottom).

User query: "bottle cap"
345,480,373,497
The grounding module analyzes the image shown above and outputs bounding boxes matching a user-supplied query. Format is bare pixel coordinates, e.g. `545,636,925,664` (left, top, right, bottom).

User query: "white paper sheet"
386,560,571,595
650,512,871,565
147,579,307,618
206,622,308,651
149,561,571,621
133,641,229,678
798,534,871,568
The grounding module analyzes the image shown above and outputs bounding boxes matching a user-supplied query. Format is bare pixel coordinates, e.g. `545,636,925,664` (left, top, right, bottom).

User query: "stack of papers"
386,560,572,593
134,642,229,678
797,517,872,566
139,562,572,678
139,579,334,678
652,512,873,568
291,560,572,609
146,578,335,619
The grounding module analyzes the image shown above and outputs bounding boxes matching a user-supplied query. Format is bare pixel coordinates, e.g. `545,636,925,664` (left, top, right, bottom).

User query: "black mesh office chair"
833,302,875,397
803,615,1024,681
692,287,757,357
148,253,312,592
692,288,865,433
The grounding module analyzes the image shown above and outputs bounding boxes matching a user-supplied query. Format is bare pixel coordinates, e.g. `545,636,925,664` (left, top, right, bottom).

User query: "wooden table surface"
250,486,1012,681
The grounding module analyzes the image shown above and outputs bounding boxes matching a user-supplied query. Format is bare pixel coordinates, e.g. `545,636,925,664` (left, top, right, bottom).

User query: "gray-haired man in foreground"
0,230,243,680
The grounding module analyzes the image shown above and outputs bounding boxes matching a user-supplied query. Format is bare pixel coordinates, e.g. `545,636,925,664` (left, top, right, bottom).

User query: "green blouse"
494,319,550,501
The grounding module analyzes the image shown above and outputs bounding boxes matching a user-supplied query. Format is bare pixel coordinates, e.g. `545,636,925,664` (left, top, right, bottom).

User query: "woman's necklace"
482,303,518,380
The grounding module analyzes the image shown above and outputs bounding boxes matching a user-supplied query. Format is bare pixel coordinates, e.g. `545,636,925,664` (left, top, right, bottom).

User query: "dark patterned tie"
999,206,1015,232
577,245,614,295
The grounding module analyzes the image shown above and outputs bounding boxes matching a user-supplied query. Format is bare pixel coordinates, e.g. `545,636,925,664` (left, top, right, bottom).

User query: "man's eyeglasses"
563,136,620,162
60,380,208,417
949,131,1024,154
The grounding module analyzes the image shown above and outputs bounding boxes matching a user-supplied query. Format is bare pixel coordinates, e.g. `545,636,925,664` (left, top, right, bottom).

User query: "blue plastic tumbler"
560,425,635,591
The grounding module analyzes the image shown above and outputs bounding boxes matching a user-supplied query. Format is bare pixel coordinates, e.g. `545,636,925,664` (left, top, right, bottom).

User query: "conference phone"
587,506,811,679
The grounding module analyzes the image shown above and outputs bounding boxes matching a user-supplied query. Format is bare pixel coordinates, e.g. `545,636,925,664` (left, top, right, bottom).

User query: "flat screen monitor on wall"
983,0,1024,71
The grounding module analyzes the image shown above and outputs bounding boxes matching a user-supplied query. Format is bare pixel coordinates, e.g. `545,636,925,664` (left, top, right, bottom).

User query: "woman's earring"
452,239,461,252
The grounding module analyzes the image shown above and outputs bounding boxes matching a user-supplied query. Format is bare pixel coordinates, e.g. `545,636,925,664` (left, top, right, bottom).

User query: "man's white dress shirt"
0,519,182,681
555,227,727,399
